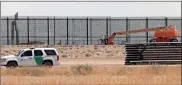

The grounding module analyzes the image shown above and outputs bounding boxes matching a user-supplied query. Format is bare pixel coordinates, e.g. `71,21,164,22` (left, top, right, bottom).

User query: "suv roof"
21,48,58,55
23,48,57,50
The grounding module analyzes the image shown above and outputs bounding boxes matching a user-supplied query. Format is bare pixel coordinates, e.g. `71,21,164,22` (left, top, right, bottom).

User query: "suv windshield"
16,50,24,56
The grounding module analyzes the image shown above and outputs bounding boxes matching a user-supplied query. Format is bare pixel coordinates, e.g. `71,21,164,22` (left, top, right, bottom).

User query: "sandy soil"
0,57,125,69
1,45,125,58
1,65,181,85
1,45,181,85
2,75,180,85
59,57,125,66
1,45,126,68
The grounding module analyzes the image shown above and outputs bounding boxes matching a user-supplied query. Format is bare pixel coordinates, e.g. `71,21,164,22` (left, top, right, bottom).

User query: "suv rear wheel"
43,61,53,67
6,61,18,69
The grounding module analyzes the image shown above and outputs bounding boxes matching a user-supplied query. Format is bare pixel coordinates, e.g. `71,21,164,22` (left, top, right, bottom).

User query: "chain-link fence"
1,16,181,45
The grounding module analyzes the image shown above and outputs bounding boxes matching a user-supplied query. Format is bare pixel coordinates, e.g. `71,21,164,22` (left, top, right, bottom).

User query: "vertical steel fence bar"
181,2,182,42
165,17,168,26
126,17,128,43
181,1,182,42
109,17,111,36
146,17,148,42
86,17,89,45
181,17,182,42
128,18,130,43
90,18,92,45
67,17,69,45
54,17,56,45
7,17,9,45
129,18,130,43
106,18,108,43
27,17,30,44
47,17,49,45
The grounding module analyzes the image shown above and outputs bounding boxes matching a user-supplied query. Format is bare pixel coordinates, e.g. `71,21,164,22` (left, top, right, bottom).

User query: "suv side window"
44,50,57,55
34,50,43,56
21,50,32,57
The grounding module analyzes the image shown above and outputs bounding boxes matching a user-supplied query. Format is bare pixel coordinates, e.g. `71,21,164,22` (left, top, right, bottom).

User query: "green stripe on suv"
34,56,43,66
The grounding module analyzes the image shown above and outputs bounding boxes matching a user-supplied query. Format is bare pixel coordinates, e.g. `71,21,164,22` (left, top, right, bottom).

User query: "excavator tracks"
124,42,182,65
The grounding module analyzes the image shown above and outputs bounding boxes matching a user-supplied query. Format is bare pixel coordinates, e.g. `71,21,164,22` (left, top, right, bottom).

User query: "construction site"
1,12,182,64
1,12,182,84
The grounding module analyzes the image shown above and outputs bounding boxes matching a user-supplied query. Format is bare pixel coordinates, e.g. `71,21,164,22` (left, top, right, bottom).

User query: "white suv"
1,48,60,68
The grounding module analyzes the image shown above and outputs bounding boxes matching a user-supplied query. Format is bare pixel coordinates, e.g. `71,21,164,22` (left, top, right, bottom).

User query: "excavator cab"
100,38,114,45
99,32,115,45
99,33,108,45
100,38,108,45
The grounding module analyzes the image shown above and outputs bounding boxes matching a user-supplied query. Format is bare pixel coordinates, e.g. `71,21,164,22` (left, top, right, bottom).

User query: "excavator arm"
101,25,176,45
107,32,117,45
115,25,175,35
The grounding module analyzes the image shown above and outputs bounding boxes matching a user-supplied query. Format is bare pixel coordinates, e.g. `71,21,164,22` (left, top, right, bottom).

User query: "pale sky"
1,1,181,17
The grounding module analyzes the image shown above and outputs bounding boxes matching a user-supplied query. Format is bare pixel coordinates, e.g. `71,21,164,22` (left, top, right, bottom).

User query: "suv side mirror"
21,53,25,57
21,51,28,57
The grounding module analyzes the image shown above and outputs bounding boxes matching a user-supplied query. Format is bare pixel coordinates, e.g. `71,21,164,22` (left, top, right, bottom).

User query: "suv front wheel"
6,61,18,69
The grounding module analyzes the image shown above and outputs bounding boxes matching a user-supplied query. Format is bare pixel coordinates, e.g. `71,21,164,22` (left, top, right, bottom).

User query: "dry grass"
1,65,181,85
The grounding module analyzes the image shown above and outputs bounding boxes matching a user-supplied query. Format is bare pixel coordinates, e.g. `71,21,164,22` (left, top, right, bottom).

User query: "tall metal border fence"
1,16,181,45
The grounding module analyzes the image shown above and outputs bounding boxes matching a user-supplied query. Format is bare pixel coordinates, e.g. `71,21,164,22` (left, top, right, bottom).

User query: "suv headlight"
1,59,6,62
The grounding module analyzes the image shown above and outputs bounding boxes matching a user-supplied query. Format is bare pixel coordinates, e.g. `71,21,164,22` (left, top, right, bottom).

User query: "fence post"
106,18,108,43
181,1,182,42
47,17,49,45
181,16,182,42
165,17,168,26
7,17,9,45
86,17,89,45
54,17,56,45
126,17,128,43
109,17,111,36
27,17,29,44
146,17,148,42
90,18,92,45
67,17,69,45
128,19,130,43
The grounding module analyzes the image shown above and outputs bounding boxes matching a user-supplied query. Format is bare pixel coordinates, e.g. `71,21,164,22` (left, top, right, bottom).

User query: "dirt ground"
0,45,126,69
1,57,125,69
1,45,181,85
59,57,125,66
1,45,125,58
1,65,181,85
1,45,126,67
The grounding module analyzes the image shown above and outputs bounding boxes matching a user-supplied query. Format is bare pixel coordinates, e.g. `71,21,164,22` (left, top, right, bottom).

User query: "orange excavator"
100,25,179,45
